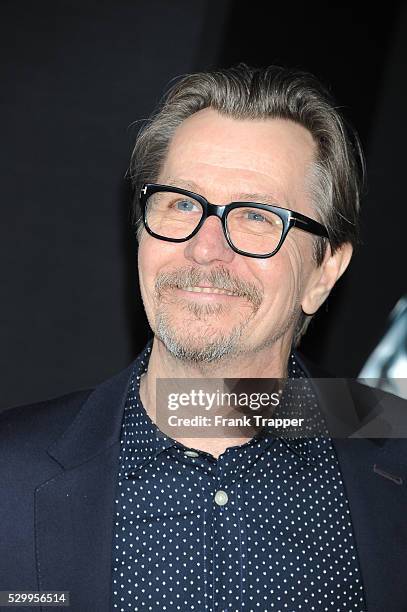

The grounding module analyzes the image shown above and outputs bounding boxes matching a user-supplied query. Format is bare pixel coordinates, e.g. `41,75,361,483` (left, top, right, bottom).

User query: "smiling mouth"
182,286,239,296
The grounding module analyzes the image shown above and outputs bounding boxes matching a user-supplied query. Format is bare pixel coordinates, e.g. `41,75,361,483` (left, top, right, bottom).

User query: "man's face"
138,108,322,363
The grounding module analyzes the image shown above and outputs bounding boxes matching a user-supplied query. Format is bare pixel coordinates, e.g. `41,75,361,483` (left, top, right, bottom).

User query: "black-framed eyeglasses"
137,183,330,259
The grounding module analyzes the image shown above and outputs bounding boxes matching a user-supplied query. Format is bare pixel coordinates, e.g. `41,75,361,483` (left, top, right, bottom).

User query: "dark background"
1,0,406,410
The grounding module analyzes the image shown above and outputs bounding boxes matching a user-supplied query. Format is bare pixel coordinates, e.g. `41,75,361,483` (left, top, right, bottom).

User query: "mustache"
154,266,264,309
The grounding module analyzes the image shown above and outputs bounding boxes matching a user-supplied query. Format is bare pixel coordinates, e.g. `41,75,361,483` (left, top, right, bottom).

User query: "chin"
155,313,245,364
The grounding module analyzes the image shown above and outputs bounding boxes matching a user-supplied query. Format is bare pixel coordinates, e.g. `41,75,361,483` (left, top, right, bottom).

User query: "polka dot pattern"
111,342,366,611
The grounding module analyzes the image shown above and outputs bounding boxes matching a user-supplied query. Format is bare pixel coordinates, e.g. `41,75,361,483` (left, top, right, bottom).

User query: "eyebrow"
163,177,285,206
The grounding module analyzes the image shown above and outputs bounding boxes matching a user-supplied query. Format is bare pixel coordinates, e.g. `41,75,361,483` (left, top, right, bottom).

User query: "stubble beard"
152,265,264,364
151,265,301,366
156,300,249,364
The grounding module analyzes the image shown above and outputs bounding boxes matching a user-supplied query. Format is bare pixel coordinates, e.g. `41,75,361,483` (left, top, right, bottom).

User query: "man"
1,65,406,612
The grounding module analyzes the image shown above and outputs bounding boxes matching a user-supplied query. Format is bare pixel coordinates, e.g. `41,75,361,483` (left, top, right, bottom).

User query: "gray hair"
129,64,365,346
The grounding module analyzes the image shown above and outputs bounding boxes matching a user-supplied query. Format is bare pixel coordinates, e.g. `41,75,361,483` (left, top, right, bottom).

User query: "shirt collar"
121,340,176,475
283,352,331,461
122,339,330,473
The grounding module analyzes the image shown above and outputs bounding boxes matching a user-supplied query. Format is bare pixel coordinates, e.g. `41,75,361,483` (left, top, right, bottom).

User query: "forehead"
159,108,317,209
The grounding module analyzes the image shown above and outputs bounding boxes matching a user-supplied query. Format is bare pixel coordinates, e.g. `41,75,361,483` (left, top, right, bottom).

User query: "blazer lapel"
35,362,134,612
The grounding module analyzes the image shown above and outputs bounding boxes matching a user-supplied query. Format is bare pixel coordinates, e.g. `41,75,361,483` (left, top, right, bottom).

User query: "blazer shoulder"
0,389,93,448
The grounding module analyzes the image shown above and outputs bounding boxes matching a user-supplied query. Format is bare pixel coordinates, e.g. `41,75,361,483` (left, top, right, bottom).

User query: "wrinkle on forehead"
165,138,310,180
166,110,316,168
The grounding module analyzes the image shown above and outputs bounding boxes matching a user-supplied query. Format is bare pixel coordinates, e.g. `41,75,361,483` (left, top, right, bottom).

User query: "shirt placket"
208,454,247,611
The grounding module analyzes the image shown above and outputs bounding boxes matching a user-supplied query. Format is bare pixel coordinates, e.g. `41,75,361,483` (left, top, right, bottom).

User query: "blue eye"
247,211,266,222
176,199,198,212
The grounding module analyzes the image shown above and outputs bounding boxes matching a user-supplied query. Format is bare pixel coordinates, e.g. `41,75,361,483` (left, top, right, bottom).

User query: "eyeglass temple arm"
291,214,330,239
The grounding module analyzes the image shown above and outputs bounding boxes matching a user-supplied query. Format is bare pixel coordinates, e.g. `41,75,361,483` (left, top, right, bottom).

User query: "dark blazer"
0,354,406,612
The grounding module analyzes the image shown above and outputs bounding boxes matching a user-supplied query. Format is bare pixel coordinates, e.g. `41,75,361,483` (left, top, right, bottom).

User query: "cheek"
137,237,150,286
137,236,161,301
138,236,184,297
254,245,306,308
283,237,315,299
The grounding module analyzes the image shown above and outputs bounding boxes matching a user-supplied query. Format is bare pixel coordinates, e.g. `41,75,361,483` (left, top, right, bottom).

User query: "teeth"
184,287,237,296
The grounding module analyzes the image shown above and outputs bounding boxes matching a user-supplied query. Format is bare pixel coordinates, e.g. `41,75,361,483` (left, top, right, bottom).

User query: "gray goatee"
153,266,263,363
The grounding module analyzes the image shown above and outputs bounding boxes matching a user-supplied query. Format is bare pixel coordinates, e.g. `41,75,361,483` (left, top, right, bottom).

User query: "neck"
139,336,293,459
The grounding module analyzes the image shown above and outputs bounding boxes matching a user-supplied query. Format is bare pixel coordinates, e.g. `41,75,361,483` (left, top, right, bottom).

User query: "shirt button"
214,490,228,506
184,450,199,458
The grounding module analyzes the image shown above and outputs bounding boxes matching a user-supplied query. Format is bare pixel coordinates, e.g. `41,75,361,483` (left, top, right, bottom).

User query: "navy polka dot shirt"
111,342,366,611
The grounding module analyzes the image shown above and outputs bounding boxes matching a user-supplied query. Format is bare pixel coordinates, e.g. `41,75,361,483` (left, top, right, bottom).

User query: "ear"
301,242,353,315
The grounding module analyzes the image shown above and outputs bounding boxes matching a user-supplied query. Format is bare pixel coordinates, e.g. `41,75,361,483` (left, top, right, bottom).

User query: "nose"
183,216,235,266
